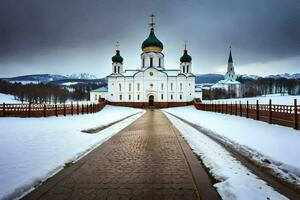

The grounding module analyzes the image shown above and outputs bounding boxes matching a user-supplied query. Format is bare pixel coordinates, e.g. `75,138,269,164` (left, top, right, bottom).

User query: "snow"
0,93,22,104
163,106,300,187
164,112,288,200
203,94,300,105
0,105,145,200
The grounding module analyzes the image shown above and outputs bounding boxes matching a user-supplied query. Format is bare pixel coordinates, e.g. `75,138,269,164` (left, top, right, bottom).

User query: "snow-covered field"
0,93,22,104
165,112,287,200
203,94,300,105
163,106,300,192
0,106,144,200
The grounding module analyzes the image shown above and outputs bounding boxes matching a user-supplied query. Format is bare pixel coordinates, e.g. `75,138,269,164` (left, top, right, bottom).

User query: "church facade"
91,19,197,107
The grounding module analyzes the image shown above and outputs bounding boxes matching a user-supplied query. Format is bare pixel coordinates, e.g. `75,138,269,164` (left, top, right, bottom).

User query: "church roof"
180,49,192,63
91,86,108,92
217,79,240,85
112,50,123,63
228,49,233,63
141,28,163,51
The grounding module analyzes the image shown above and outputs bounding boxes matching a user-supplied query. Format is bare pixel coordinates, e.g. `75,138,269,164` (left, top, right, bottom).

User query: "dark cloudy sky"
0,0,299,77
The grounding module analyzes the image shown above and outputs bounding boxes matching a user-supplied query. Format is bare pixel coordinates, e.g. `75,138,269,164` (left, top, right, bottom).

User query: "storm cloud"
0,0,299,77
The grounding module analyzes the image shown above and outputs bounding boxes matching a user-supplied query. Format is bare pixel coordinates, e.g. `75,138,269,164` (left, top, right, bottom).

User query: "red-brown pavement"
23,109,219,200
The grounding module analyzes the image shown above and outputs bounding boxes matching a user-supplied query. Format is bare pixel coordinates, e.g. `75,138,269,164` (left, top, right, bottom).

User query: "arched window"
137,94,140,100
119,83,122,91
180,94,182,100
142,58,145,67
114,67,117,73
137,83,140,91
171,83,173,91
129,83,132,92
161,83,164,91
119,95,122,100
183,66,185,73
180,83,183,91
186,65,189,73
159,58,161,67
129,94,131,100
171,94,173,100
150,57,153,67
161,94,163,100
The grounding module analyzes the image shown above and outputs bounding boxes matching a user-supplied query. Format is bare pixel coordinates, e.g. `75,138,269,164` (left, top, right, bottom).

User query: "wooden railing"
0,102,106,117
194,99,299,130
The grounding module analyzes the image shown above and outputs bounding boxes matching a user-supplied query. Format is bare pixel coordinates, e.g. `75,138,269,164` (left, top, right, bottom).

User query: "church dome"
180,50,192,63
141,28,163,52
112,50,123,63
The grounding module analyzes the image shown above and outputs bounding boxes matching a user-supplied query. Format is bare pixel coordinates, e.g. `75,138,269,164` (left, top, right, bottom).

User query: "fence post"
256,100,259,120
269,99,272,124
55,104,58,117
3,103,5,117
82,103,84,114
246,101,249,118
77,102,79,115
63,103,66,116
221,103,223,113
235,101,237,116
239,101,242,117
28,103,31,118
230,102,232,115
44,104,46,117
225,103,227,114
295,99,298,130
71,102,73,116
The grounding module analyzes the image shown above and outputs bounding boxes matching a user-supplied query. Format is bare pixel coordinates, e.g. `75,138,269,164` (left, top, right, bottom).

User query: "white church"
90,16,199,107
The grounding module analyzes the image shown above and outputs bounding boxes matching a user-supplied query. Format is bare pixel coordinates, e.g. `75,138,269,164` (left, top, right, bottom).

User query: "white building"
211,48,241,97
90,18,196,107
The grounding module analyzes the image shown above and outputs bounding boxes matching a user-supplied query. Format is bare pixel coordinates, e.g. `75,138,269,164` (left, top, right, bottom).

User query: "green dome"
141,28,163,51
112,50,123,63
180,50,192,63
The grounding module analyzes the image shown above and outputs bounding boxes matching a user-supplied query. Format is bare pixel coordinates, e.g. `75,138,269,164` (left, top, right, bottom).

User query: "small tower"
112,42,124,74
180,41,192,73
225,47,236,80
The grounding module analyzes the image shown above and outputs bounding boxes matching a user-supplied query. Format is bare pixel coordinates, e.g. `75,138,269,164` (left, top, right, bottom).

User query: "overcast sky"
0,0,299,77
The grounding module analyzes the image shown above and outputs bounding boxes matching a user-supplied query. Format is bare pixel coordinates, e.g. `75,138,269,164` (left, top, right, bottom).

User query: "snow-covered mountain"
66,73,98,80
266,73,300,79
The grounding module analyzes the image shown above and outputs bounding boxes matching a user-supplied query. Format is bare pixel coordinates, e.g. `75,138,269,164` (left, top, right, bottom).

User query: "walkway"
23,110,219,200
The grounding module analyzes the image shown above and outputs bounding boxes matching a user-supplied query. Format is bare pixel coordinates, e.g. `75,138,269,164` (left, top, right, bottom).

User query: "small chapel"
90,15,199,107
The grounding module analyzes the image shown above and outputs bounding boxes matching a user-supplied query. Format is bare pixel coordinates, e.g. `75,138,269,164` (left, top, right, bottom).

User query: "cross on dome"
149,14,155,29
116,41,120,50
184,41,188,50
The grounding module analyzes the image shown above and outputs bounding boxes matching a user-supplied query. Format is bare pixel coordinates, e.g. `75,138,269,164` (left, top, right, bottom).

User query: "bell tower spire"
111,41,124,74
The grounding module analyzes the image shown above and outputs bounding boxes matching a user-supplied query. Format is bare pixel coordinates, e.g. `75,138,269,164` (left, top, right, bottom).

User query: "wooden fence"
0,102,106,117
194,99,299,130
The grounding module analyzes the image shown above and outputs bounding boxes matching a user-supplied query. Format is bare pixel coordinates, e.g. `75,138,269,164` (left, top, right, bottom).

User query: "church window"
161,83,164,90
159,58,161,67
186,65,189,73
114,67,117,73
137,94,140,100
183,66,185,73
171,83,173,91
150,57,153,67
137,83,140,91
129,94,131,100
119,84,122,91
180,83,183,91
129,83,132,91
119,95,122,100
150,83,153,88
161,94,163,100
142,58,145,67
171,94,173,100
180,94,182,100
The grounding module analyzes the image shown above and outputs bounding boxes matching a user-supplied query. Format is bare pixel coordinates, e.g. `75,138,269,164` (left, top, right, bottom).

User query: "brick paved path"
23,109,219,200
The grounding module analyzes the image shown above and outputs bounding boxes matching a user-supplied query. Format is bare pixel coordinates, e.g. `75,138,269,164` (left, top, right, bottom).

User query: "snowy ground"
0,93,22,104
163,106,300,189
164,112,287,200
202,94,300,105
0,105,145,200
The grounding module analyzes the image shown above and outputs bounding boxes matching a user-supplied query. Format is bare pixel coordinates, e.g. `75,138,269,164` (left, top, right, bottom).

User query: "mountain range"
0,73,299,85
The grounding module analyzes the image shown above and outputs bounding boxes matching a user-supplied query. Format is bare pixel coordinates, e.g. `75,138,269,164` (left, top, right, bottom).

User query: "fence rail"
194,99,299,130
0,102,106,117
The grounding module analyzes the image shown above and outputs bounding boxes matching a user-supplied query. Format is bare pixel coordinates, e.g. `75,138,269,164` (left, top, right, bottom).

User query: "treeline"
0,80,103,104
203,77,300,100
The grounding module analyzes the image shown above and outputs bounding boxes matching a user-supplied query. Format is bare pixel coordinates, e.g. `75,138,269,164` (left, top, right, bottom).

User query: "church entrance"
149,95,154,106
